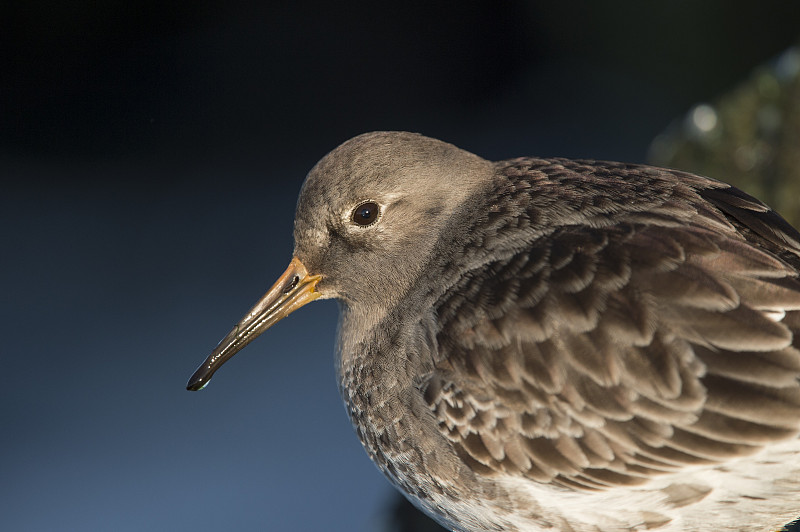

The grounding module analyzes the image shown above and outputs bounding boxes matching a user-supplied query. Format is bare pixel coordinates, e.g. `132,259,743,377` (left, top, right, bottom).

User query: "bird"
187,131,800,532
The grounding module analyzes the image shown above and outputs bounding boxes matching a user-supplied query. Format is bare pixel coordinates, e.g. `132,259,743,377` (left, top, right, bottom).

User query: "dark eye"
351,201,380,226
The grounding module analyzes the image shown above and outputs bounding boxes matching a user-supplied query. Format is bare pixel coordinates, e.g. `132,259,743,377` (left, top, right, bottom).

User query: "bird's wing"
423,166,800,490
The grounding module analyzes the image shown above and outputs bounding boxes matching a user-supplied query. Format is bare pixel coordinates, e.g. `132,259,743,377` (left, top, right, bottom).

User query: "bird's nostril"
284,276,300,293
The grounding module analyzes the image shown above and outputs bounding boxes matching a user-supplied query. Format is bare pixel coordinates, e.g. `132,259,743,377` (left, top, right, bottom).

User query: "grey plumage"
188,132,800,531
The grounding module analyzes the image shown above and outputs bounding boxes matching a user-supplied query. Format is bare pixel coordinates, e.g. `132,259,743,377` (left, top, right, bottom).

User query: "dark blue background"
3,2,799,531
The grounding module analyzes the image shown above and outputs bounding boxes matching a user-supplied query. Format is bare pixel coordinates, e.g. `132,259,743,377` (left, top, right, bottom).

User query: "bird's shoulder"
491,157,800,261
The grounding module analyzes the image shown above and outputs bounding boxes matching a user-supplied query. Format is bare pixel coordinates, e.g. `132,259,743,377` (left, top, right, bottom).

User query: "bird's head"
294,131,494,307
187,131,494,390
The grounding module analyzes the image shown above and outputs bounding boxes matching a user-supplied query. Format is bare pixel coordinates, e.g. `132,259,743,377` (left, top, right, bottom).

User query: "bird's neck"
335,299,438,412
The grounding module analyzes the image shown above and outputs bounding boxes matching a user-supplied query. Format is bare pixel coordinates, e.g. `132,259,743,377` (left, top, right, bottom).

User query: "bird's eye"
351,201,380,227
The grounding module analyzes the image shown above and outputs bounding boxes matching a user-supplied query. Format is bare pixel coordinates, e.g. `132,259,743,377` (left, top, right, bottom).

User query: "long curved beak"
186,257,322,391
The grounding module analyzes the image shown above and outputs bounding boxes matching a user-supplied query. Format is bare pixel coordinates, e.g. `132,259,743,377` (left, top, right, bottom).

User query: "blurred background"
2,2,799,531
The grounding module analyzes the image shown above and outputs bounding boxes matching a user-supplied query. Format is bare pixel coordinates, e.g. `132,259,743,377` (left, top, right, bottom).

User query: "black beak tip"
186,366,211,391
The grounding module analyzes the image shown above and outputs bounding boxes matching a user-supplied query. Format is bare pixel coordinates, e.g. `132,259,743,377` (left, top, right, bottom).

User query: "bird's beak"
186,257,322,391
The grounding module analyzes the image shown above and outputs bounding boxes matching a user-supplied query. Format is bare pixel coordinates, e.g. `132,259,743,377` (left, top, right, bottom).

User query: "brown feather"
418,159,800,495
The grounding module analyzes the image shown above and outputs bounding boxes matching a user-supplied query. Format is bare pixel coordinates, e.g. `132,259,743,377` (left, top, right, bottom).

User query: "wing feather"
422,161,800,490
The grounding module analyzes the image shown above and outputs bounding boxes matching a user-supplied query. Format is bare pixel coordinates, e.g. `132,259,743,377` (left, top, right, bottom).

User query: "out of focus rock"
382,495,446,532
650,45,800,228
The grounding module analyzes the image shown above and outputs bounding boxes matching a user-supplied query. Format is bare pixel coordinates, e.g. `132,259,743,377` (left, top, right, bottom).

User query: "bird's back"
402,158,800,531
